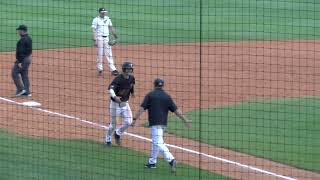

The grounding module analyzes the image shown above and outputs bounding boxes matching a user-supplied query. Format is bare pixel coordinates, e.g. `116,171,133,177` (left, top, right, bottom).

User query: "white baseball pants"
105,101,132,142
96,36,116,72
148,125,175,164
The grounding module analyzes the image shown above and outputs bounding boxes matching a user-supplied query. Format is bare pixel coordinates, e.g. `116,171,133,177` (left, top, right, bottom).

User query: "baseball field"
0,0,320,179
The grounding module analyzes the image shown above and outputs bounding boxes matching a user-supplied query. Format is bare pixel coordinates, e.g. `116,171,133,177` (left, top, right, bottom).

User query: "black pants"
12,57,31,94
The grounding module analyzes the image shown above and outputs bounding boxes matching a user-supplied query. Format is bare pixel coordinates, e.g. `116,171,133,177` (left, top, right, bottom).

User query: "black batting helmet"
154,78,164,87
122,61,133,72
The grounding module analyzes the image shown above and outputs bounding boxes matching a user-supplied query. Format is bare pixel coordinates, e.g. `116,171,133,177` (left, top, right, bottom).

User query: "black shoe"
111,70,119,76
114,132,121,145
169,159,176,173
15,90,26,97
144,163,156,169
104,141,112,147
97,70,103,76
21,92,32,97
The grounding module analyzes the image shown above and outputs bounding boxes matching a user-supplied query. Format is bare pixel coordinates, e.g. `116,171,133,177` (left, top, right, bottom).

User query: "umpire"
132,78,191,173
12,25,32,97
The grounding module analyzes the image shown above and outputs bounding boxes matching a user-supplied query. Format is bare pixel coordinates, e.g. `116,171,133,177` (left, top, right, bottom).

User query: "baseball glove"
108,38,117,46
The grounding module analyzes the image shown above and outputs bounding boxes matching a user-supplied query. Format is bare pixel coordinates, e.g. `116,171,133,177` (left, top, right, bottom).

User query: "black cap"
98,8,107,13
16,25,27,31
154,78,164,87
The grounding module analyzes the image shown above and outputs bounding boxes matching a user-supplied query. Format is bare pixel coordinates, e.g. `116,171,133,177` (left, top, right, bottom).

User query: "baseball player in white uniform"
92,8,119,76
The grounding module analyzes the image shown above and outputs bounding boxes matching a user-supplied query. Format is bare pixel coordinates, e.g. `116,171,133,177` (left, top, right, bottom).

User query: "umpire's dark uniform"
12,25,32,96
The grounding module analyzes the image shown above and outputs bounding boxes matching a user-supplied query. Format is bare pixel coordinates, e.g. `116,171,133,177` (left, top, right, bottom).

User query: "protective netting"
0,0,319,179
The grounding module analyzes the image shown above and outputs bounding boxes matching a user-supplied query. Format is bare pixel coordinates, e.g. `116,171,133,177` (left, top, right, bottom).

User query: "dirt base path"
1,41,320,179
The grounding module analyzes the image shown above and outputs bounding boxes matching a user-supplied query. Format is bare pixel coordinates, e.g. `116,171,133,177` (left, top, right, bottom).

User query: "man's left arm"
169,97,191,128
25,38,32,57
110,27,117,39
174,109,192,128
108,22,118,39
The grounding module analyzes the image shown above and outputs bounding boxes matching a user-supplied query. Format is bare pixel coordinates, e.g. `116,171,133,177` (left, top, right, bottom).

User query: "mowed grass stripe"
0,130,230,180
1,0,320,51
167,97,320,172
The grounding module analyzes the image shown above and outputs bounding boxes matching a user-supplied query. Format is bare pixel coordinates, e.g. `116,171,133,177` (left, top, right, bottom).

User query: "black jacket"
16,34,32,63
141,89,178,126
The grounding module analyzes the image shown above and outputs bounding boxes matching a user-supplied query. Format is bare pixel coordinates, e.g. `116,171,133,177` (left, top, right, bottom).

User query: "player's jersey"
141,89,177,126
91,16,113,37
108,74,135,102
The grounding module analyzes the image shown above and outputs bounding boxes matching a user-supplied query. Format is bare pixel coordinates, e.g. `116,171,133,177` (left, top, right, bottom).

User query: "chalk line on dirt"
0,96,297,180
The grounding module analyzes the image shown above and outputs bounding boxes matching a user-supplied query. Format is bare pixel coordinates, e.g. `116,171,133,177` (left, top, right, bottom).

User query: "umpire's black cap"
98,8,107,13
154,78,164,87
16,25,27,31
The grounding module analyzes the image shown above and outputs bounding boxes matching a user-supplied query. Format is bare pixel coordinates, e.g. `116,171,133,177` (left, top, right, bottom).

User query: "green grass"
0,130,230,180
1,0,320,51
167,96,320,172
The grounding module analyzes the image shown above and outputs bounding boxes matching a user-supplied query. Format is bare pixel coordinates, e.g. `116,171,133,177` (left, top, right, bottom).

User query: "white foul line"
0,96,297,180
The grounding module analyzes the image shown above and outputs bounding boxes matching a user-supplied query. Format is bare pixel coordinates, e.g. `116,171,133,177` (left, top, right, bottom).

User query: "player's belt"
111,99,128,107
102,35,108,38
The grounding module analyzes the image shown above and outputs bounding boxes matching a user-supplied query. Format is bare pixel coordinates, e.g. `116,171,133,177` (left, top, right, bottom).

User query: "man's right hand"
185,121,192,128
17,63,23,69
93,39,98,47
131,118,137,126
113,96,122,103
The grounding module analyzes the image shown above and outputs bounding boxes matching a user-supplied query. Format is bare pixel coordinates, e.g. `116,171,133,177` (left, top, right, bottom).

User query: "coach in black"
132,78,191,173
12,25,32,97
